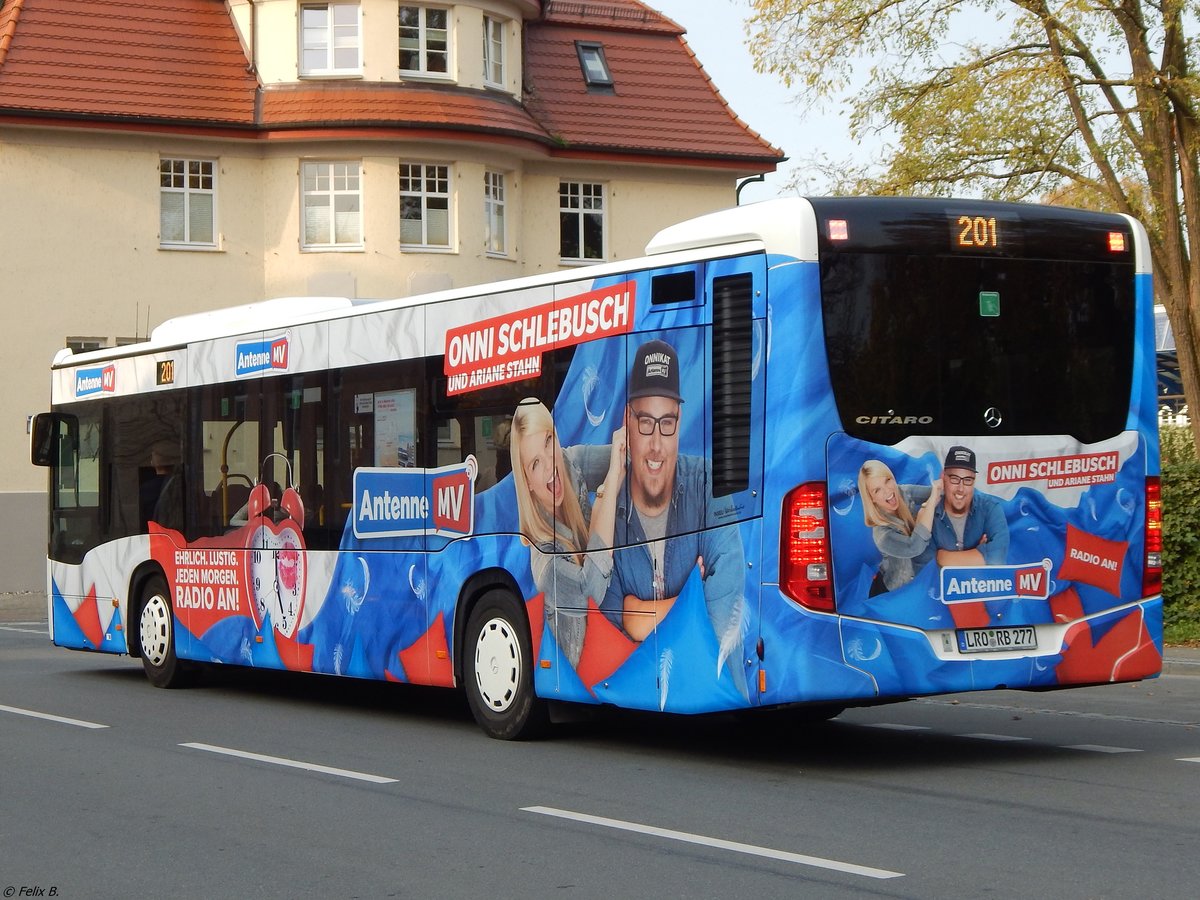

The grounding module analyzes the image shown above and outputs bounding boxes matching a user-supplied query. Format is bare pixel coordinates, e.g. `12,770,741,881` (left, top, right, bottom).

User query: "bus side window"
195,382,261,537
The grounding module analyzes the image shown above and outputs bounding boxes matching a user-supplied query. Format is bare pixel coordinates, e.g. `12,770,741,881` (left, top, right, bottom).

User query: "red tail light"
781,482,835,612
1144,476,1162,596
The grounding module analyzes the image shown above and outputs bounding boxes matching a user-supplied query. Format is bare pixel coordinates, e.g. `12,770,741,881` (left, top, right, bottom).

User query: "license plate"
957,626,1037,654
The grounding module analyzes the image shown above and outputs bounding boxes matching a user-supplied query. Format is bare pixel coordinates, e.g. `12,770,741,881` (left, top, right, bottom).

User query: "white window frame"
484,170,507,256
66,337,108,354
299,3,362,77
160,157,217,249
301,161,364,251
400,162,454,250
483,16,505,89
399,5,452,79
559,181,606,263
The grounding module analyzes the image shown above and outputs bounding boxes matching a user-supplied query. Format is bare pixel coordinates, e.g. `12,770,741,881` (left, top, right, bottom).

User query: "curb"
1163,656,1200,677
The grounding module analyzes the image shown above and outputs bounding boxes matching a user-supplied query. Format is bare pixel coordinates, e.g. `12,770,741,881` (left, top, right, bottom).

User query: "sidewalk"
5,590,1198,675
1164,645,1200,676
0,591,46,623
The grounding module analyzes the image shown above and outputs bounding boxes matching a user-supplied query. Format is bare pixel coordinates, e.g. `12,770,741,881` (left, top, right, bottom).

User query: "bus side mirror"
30,412,75,467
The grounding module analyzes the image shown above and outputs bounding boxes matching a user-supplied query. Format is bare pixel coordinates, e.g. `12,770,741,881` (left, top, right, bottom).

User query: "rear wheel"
138,575,189,688
463,590,547,740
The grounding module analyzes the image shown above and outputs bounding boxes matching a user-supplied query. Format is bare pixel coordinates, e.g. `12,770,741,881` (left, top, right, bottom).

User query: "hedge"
1161,426,1200,641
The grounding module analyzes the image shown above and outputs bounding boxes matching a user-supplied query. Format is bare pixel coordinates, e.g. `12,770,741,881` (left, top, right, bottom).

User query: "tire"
463,590,548,740
137,575,190,689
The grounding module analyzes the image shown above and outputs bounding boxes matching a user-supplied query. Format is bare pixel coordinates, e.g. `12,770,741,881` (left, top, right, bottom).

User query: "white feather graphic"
658,649,674,711
715,594,750,701
408,563,427,600
581,366,605,426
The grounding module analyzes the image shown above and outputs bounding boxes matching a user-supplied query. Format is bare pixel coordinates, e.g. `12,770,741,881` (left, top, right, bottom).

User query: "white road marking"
1065,744,1142,754
0,626,45,634
0,703,108,729
180,742,398,784
1178,757,1200,764
960,733,1032,742
522,806,904,880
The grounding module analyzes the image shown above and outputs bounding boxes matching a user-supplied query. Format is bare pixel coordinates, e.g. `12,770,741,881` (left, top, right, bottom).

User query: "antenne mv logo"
75,364,116,397
235,334,290,378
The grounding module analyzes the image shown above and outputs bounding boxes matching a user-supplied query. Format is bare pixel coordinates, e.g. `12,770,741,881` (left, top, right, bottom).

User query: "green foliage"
1161,428,1200,642
1160,423,1197,467
747,0,1200,459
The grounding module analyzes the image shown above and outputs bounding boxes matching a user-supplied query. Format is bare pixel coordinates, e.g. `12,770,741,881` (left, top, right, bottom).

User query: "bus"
31,197,1163,739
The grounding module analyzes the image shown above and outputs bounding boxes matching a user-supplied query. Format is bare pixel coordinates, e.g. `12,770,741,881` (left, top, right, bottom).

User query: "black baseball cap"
628,339,683,402
944,445,977,472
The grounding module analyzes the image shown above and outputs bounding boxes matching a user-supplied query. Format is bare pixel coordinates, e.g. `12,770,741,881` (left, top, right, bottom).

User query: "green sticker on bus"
980,291,1000,317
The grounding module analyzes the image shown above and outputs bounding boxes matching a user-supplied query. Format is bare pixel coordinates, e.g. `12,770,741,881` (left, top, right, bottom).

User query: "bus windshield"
814,199,1136,445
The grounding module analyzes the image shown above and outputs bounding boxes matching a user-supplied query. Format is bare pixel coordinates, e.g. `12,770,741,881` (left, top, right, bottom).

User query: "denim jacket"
599,453,745,640
913,489,1010,573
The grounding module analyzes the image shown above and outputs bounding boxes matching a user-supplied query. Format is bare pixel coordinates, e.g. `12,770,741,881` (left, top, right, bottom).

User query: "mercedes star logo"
984,407,1003,428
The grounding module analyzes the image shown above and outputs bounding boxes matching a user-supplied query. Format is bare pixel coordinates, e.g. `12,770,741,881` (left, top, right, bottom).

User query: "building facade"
0,0,781,590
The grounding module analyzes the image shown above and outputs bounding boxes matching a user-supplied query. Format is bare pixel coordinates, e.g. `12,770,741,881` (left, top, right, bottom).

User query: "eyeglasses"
946,474,976,486
633,412,679,436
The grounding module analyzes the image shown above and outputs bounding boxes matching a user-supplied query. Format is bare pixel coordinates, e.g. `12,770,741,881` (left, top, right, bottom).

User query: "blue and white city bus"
32,197,1162,739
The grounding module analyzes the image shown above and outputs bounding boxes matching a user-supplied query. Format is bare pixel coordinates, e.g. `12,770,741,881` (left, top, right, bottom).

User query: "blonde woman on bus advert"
510,398,626,666
859,459,941,595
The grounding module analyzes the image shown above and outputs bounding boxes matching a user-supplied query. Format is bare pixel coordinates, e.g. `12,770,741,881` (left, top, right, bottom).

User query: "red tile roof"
0,0,24,67
0,0,782,169
524,7,782,164
541,0,681,33
0,0,257,125
259,83,551,144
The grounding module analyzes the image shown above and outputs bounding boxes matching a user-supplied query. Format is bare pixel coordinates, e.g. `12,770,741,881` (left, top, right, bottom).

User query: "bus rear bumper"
839,597,1162,698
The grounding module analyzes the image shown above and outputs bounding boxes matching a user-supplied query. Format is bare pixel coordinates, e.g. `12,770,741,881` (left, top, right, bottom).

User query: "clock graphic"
244,481,307,639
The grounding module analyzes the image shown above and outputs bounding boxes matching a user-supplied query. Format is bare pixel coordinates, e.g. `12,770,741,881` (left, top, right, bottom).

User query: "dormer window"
300,3,361,76
575,41,613,92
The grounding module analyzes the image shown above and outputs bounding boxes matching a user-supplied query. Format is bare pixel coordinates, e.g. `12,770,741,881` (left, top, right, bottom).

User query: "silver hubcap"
473,616,521,712
140,593,172,667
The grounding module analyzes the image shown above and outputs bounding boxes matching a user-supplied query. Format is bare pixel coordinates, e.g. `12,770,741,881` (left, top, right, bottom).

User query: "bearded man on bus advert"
601,339,745,646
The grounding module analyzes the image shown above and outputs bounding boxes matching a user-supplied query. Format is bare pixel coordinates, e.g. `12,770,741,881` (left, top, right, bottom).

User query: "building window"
484,171,506,255
160,158,216,247
483,16,505,88
559,181,605,262
400,163,452,248
300,3,361,75
66,337,107,354
575,41,613,91
399,6,450,76
302,161,363,250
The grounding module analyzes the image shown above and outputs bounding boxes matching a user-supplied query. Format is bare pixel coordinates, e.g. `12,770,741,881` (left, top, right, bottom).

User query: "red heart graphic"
245,517,307,640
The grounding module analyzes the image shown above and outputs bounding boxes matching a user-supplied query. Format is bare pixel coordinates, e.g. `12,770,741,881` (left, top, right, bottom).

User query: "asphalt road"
1,610,1197,900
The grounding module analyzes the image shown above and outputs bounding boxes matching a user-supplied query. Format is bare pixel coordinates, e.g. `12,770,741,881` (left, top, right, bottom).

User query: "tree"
747,0,1200,451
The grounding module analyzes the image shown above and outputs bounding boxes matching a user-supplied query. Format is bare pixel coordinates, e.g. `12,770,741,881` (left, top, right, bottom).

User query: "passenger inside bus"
145,441,185,532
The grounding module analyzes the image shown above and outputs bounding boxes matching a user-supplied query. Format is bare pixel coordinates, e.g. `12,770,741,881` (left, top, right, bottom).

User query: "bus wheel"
463,591,548,740
138,576,189,689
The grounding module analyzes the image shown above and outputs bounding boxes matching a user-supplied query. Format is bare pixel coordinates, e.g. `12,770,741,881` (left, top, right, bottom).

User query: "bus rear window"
820,252,1136,444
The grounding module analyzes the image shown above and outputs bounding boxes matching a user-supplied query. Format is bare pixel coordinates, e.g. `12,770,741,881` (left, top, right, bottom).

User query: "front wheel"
138,575,190,688
463,591,547,740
